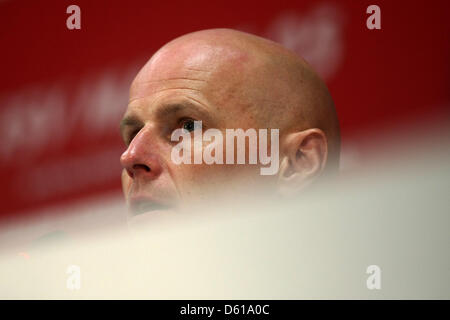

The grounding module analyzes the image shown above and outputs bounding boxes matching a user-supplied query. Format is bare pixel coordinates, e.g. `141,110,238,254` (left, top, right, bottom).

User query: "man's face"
120,41,276,223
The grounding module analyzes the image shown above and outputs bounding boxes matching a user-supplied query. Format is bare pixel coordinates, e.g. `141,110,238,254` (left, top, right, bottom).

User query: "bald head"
132,28,340,171
121,28,340,224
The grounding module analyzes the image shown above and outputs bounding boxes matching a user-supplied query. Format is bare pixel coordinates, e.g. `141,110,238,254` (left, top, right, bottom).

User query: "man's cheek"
121,169,132,198
175,163,223,189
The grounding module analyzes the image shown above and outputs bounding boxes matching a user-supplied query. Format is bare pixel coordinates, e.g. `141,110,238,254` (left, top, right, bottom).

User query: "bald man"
120,29,340,225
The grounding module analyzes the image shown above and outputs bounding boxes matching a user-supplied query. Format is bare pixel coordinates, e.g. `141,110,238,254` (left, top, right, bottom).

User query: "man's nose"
120,127,162,180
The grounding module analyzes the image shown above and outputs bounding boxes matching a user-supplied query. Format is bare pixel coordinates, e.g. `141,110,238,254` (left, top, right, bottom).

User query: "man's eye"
127,129,140,145
181,119,198,132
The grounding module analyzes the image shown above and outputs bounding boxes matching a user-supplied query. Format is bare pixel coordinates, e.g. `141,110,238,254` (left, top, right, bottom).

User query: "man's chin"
127,207,177,232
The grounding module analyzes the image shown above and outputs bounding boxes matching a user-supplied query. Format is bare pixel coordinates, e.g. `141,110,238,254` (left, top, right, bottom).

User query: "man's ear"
278,128,328,195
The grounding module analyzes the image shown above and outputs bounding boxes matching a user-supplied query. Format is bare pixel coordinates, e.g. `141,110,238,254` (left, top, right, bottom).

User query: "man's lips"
128,196,172,216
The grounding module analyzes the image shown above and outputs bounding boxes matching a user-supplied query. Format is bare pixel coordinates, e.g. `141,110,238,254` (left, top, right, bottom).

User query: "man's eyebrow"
155,103,183,118
119,101,215,137
120,115,143,133
155,102,214,123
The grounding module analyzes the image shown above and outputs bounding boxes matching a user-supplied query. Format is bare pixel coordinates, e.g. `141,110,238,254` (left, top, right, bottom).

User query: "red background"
0,0,449,221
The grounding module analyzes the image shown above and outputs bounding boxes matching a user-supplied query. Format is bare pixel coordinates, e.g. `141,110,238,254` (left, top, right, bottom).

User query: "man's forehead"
133,40,250,84
128,42,252,109
125,32,282,129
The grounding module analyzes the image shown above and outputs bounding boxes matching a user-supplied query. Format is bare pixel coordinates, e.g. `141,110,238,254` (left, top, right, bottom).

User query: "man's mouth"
129,198,172,216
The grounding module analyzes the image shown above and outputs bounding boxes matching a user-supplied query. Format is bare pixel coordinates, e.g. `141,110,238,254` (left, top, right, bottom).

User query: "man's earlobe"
277,128,328,195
